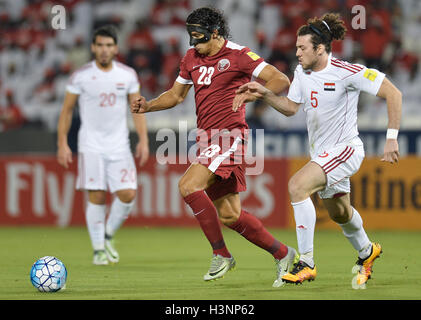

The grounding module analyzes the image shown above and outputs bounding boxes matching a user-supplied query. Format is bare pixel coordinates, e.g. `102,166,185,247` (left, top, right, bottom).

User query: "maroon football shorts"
194,129,247,201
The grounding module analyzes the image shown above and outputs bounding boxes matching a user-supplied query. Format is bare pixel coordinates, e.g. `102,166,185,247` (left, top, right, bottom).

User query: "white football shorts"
76,151,137,193
311,138,365,199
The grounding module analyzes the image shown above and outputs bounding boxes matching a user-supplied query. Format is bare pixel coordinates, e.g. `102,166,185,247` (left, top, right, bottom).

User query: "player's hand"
57,144,73,169
232,81,269,112
131,96,150,114
381,139,399,164
136,140,150,167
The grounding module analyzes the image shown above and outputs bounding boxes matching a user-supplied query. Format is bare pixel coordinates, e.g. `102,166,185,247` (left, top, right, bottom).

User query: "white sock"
105,197,134,238
292,197,316,267
338,207,371,259
299,252,314,268
86,202,106,251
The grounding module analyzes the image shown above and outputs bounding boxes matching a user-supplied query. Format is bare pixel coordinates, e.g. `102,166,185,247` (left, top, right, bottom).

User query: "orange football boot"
282,260,317,284
352,242,382,289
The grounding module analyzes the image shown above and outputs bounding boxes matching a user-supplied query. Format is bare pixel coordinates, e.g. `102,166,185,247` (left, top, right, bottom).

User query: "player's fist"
131,96,150,113
381,139,400,164
57,144,73,169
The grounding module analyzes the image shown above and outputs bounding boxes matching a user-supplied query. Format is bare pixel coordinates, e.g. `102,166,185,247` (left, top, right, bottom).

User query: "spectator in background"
218,0,258,50
389,39,421,116
67,36,91,70
127,19,157,50
246,99,269,130
360,3,393,70
151,0,190,26
0,0,417,133
0,89,26,131
161,37,183,90
32,68,58,105
360,18,389,70
282,0,311,31
126,19,162,78
268,15,297,77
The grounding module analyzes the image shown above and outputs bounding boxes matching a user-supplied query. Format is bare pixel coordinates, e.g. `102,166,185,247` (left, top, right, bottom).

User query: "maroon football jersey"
176,40,268,134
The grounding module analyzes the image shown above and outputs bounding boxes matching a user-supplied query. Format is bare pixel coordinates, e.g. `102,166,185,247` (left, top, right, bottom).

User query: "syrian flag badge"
324,82,335,91
116,83,125,90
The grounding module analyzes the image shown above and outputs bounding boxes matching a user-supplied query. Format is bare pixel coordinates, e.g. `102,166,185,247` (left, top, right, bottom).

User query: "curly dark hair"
186,7,230,39
297,13,347,53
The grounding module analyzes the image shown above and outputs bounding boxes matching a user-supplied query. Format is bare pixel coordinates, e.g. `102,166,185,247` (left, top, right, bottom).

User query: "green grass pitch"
0,226,420,300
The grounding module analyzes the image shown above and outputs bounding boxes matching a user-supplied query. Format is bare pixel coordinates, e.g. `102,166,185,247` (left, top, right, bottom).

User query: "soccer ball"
30,256,67,292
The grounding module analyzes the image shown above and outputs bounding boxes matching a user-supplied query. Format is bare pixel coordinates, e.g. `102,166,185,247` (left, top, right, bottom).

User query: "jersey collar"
92,60,115,73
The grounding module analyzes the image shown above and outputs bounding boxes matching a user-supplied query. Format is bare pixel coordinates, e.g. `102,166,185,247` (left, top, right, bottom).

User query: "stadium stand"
0,0,420,133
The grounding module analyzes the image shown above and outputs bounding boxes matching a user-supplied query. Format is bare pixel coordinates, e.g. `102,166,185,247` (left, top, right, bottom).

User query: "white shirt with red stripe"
66,60,140,154
287,54,385,158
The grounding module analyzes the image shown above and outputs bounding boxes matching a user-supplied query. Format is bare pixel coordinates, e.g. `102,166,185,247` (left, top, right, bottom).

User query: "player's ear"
90,43,95,54
316,43,325,56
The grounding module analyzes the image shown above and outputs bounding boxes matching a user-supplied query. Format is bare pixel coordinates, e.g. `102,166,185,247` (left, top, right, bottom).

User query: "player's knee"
218,207,241,226
178,178,201,198
117,189,136,203
88,191,106,204
288,178,305,202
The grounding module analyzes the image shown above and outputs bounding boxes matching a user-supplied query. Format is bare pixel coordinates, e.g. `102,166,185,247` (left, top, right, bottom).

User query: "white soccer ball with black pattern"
30,256,67,292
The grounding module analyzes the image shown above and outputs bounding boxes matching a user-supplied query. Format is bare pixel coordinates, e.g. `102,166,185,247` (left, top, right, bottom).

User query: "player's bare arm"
258,63,291,95
131,81,192,114
232,64,290,112
235,81,300,116
56,91,78,168
376,77,402,164
129,92,150,167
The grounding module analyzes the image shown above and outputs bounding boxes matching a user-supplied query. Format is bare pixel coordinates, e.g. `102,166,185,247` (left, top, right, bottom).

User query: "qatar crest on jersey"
217,59,230,72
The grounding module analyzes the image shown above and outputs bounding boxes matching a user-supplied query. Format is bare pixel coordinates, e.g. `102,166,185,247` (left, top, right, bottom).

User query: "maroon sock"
184,191,231,258
228,210,288,260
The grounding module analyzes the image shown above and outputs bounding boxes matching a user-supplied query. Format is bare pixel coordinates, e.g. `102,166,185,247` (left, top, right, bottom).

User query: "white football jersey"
287,54,385,158
66,60,139,154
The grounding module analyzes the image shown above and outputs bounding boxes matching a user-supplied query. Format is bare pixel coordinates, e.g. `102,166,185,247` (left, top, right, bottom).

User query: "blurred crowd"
0,0,420,132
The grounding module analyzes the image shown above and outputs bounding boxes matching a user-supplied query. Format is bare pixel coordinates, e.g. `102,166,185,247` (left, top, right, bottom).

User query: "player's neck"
208,37,226,56
312,54,329,72
95,60,113,72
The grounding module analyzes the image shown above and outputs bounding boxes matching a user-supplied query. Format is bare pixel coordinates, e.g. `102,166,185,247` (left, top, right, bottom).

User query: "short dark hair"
297,13,346,53
186,7,230,39
92,25,118,44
